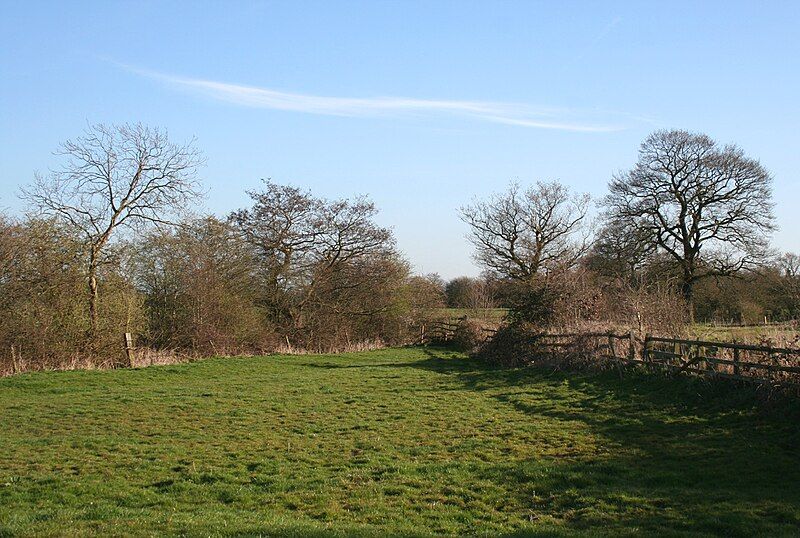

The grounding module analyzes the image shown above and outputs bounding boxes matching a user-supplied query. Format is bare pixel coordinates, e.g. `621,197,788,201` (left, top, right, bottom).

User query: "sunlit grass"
692,323,799,345
1,347,799,536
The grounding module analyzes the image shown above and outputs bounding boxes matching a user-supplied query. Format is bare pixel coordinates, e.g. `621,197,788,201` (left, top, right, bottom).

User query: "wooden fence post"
11,345,18,374
123,332,135,368
540,332,798,388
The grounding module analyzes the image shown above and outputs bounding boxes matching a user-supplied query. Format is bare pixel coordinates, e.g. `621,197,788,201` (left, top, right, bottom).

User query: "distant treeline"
1,124,798,373
443,260,800,327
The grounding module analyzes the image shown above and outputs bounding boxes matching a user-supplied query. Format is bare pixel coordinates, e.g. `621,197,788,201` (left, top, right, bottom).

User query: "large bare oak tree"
603,129,775,310
23,123,203,347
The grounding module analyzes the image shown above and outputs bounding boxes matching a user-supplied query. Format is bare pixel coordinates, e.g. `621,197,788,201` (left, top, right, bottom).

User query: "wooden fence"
422,319,800,390
536,331,638,364
643,335,800,387
419,320,462,344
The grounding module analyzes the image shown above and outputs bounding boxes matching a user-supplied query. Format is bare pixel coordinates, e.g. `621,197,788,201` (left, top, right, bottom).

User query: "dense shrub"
476,322,632,372
475,322,543,367
295,255,416,350
0,218,145,373
451,319,484,352
1,209,429,373
503,280,558,326
603,284,689,337
131,217,274,355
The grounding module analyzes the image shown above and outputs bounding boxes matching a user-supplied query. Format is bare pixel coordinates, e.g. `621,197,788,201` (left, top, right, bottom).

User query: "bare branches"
603,129,775,304
20,123,204,341
229,180,397,330
588,220,655,284
460,180,591,281
23,123,204,246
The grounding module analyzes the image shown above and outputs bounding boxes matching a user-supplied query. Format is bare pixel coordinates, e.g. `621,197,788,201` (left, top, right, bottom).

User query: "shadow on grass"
383,347,800,534
223,524,572,538
224,527,570,538
297,346,800,533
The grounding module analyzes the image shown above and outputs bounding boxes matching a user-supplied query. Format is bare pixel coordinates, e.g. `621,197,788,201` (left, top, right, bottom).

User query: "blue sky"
1,1,799,278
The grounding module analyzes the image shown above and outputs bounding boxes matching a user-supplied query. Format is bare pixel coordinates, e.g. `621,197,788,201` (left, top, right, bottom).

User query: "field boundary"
424,320,800,391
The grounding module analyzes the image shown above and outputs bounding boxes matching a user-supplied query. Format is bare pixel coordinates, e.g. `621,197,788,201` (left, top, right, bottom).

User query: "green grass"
1,348,799,537
692,323,799,344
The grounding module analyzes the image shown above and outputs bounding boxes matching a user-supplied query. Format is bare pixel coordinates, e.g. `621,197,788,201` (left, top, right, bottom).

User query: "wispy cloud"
564,16,623,69
595,16,623,45
125,65,624,132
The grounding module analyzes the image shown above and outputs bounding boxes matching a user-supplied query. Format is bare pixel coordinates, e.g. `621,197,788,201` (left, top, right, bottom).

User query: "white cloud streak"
128,66,623,132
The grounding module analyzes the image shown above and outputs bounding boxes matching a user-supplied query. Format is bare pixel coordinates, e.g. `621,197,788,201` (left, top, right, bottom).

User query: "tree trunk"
681,271,695,323
88,250,99,352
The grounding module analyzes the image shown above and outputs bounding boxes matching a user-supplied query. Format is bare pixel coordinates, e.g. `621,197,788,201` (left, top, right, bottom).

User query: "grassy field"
1,348,799,536
692,324,799,345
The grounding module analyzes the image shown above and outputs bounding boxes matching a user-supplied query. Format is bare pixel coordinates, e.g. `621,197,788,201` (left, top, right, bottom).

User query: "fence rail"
542,332,800,388
643,335,800,386
417,320,462,344
421,318,800,390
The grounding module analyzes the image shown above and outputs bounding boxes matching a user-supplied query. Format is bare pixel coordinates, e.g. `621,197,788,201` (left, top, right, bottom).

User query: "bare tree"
460,181,591,282
466,278,496,313
779,253,800,281
603,129,775,311
444,276,496,312
777,253,800,315
230,181,395,333
587,220,654,284
22,123,203,346
295,196,395,328
230,181,322,294
445,277,476,308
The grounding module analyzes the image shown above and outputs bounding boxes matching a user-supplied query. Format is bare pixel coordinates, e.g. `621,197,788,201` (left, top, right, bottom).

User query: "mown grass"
1,347,799,536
